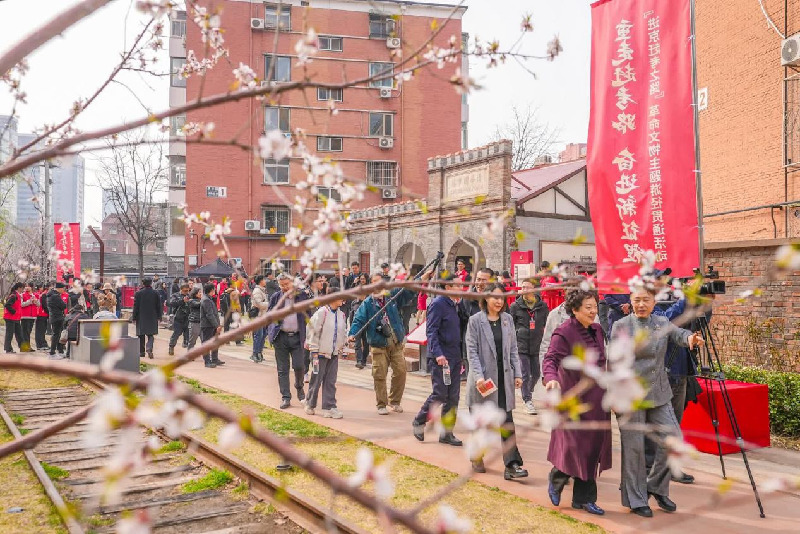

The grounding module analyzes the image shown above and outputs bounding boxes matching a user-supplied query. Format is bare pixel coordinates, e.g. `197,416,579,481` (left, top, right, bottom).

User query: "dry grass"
0,369,80,391
771,435,800,451
191,395,603,533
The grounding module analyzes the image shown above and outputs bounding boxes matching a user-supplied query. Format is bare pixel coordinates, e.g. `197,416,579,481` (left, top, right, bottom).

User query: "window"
367,161,398,187
369,112,393,137
171,163,186,187
264,55,291,82
369,62,394,88
264,158,290,183
317,87,343,102
317,187,341,202
369,13,395,38
263,207,290,235
265,107,290,133
319,36,343,52
261,258,295,275
170,58,186,87
265,3,291,29
317,136,343,152
170,114,186,137
171,11,186,37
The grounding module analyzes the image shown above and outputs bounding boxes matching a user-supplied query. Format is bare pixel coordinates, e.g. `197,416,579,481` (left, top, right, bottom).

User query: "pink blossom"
663,435,697,478
436,504,472,533
294,29,320,66
259,130,293,161
348,448,394,500
218,422,246,450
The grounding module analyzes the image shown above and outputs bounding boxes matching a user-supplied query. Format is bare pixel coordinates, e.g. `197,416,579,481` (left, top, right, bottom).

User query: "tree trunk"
138,249,144,281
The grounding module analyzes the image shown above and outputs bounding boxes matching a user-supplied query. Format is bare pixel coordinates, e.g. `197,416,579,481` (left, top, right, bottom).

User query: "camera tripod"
693,315,766,518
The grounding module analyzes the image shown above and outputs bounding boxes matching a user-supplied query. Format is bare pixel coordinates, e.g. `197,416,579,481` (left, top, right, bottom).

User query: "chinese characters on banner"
54,222,81,282
587,0,699,284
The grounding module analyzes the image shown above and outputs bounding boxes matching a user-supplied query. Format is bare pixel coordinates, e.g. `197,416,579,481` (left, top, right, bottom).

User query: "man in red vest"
19,284,38,352
34,283,50,351
3,283,24,353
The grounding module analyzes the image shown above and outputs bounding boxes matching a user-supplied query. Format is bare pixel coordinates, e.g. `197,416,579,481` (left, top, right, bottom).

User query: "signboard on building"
444,165,489,202
206,186,227,198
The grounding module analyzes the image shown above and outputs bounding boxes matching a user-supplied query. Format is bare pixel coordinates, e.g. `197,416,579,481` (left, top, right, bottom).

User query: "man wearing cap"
46,282,68,357
132,278,162,359
381,262,391,279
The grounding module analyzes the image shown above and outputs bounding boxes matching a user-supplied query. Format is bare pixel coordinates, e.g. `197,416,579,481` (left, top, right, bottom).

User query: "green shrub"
724,364,800,437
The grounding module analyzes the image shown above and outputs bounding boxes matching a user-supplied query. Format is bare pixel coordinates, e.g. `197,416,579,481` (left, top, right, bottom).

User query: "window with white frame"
366,161,398,187
170,161,186,187
170,114,186,137
264,158,290,184
319,36,343,51
265,107,290,133
170,57,186,87
369,13,395,38
369,62,394,88
317,136,343,152
262,207,290,235
317,87,343,102
265,3,291,29
317,187,341,202
264,55,291,82
171,11,186,37
369,112,393,137
261,258,295,275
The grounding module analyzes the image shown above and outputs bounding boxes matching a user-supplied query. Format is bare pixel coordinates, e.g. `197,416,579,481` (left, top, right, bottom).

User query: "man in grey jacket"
200,282,224,368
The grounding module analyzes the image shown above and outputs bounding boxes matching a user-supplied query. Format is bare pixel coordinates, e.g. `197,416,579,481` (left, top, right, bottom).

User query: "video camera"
678,265,726,295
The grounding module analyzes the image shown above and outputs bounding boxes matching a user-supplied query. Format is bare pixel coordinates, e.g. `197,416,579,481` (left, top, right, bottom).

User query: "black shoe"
672,472,695,484
471,460,486,473
204,362,217,368
297,389,305,402
250,354,259,363
257,353,264,362
214,360,225,365
439,434,463,447
548,479,562,506
631,506,654,518
573,502,605,516
649,492,677,512
168,347,175,356
147,351,154,359
279,399,290,409
182,344,188,348
504,464,528,480
355,363,365,369
412,423,425,442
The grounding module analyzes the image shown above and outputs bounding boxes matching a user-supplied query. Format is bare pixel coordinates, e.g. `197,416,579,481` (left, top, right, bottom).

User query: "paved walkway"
157,333,800,532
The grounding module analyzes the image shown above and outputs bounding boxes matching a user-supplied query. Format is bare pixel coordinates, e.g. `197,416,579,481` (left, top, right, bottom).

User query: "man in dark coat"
46,282,68,357
131,278,162,359
268,274,311,409
168,283,191,355
412,274,463,446
265,270,281,298
509,279,550,415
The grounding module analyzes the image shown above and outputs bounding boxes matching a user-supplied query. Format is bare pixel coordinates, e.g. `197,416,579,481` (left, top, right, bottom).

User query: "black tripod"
694,315,766,518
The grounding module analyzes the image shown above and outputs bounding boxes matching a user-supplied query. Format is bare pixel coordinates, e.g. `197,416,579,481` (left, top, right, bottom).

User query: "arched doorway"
395,243,426,276
446,238,486,275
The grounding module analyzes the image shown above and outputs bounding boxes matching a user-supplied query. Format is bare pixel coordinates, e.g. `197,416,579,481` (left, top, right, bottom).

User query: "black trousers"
138,334,154,355
414,358,462,428
49,318,65,354
35,316,48,349
21,319,35,347
200,327,219,364
169,318,188,348
550,467,598,506
273,331,305,400
501,410,524,468
3,320,23,352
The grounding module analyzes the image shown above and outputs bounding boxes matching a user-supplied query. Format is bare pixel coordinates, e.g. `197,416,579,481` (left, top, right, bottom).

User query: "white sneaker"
524,400,538,415
377,407,389,415
389,404,403,413
304,405,315,415
322,408,343,419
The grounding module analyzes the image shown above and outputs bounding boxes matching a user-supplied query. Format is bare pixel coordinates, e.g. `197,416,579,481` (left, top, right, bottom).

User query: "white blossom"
663,435,697,478
117,509,152,534
436,504,472,534
83,387,127,448
233,62,258,89
776,244,800,270
218,422,246,450
546,36,563,61
348,447,394,500
294,29,320,66
259,130,293,161
537,388,563,431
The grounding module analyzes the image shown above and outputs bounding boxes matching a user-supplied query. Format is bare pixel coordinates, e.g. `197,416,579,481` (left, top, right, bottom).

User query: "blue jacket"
425,295,462,362
349,289,413,348
604,293,631,333
654,299,698,382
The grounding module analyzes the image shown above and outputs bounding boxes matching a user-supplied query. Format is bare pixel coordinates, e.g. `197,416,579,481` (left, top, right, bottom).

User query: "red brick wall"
705,242,800,371
183,1,463,275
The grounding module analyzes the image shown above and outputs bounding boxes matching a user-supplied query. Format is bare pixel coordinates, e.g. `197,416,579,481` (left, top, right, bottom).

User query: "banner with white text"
54,222,81,282
587,0,699,284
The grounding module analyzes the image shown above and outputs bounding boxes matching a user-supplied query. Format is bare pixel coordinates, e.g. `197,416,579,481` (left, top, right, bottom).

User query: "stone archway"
395,243,426,275
446,238,486,274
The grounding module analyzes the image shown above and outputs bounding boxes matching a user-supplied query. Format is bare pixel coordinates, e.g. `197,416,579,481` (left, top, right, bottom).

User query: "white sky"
0,0,593,228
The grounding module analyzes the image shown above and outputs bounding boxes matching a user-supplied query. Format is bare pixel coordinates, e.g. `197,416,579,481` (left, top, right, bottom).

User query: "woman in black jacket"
186,287,203,350
508,279,550,415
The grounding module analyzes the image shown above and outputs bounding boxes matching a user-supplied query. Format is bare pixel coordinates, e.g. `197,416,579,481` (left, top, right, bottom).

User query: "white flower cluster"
232,62,258,89
179,7,228,80
294,29,320,66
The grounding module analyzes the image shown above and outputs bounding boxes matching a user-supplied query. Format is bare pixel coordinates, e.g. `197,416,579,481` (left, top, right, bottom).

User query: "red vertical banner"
54,222,81,282
588,0,699,284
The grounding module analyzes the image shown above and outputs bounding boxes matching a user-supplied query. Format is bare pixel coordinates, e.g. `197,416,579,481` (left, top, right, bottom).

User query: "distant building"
0,115,19,226
559,143,587,163
85,204,170,256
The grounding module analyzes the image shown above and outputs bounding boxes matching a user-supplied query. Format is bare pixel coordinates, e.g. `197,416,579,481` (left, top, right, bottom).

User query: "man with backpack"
168,283,191,355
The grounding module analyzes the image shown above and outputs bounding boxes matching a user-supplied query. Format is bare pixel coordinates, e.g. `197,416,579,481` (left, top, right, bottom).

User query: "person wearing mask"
412,274,463,446
542,289,612,516
3,283,25,353
250,274,270,363
200,282,224,368
348,272,418,415
268,274,311,408
131,278,162,360
46,282,68,357
34,283,50,351
186,287,203,350
509,279,549,415
168,284,191,356
350,273,371,369
611,285,704,518
304,287,348,419
464,283,527,480
19,284,38,352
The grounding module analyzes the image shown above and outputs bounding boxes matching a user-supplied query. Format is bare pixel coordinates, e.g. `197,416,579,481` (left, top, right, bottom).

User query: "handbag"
248,306,259,319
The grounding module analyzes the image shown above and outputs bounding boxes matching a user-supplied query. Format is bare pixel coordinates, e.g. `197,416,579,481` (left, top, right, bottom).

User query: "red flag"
54,222,81,282
588,0,699,285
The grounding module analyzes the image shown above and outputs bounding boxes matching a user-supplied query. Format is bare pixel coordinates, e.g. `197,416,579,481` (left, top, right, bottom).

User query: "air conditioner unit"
251,18,265,30
379,87,392,99
784,34,800,66
260,80,279,88
382,187,398,200
379,137,394,149
244,220,261,231
231,257,243,266
386,37,401,49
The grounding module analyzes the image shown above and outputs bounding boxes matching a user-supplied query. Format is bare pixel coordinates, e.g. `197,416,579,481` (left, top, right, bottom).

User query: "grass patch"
87,514,115,528
257,410,334,438
10,413,25,427
178,376,220,394
157,440,185,454
252,502,277,515
41,462,70,480
232,482,249,500
182,469,234,493
0,370,79,390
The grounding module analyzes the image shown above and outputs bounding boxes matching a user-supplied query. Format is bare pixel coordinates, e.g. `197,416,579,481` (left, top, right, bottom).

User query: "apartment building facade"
172,0,468,275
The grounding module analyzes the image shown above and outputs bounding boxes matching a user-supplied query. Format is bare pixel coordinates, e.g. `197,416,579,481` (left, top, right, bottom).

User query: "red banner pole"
691,0,705,269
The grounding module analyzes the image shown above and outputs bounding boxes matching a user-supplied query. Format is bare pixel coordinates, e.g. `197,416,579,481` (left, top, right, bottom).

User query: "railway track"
0,381,367,534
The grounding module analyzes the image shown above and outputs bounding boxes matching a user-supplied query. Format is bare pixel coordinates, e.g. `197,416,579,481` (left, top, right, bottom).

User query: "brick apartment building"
171,0,468,275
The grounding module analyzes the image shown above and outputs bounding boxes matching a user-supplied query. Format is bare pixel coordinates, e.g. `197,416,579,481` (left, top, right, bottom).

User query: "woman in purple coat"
542,289,612,516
